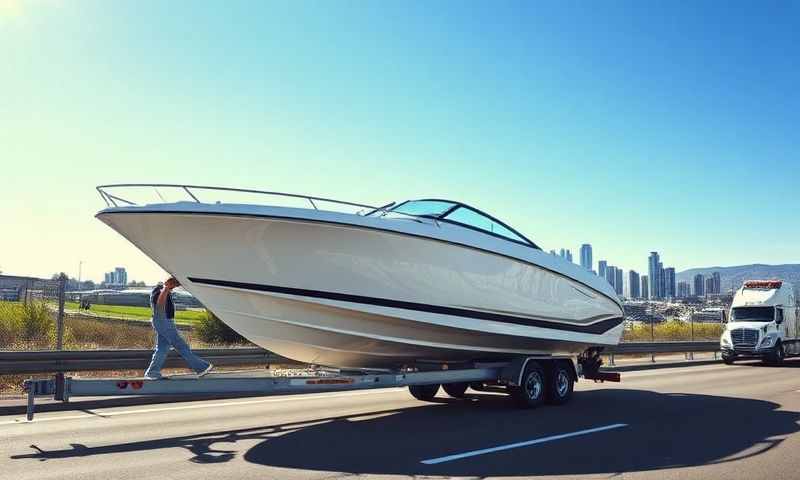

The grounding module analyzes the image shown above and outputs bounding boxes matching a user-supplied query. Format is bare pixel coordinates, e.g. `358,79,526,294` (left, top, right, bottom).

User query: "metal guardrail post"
56,273,66,351
54,372,66,401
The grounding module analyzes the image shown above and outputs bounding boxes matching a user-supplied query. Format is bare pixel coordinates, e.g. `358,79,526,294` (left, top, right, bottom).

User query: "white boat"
95,184,624,369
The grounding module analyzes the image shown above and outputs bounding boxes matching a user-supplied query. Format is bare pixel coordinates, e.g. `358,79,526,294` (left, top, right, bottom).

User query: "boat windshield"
381,199,537,248
389,200,457,217
442,206,529,244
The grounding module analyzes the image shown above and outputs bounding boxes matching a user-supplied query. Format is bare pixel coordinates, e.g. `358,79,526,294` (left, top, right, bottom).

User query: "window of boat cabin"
390,200,456,217
443,207,527,244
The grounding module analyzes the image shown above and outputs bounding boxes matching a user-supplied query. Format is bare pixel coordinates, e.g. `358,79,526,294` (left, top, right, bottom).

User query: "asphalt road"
3,360,800,479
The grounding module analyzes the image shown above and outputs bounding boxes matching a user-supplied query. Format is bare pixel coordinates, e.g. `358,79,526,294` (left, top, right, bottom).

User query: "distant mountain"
676,264,800,294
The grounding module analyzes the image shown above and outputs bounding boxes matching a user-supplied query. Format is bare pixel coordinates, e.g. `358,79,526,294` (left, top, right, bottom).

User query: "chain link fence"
0,274,65,350
0,274,236,351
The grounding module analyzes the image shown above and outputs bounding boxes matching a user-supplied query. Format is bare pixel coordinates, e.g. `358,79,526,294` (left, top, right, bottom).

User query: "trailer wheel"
545,362,574,405
409,384,440,401
767,342,785,366
509,361,545,408
442,382,469,398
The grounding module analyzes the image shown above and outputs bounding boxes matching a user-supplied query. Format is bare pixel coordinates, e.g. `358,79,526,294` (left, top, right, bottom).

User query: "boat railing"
95,183,410,218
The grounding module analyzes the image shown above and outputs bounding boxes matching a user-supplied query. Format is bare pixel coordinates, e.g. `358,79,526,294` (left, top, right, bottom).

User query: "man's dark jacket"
150,285,175,319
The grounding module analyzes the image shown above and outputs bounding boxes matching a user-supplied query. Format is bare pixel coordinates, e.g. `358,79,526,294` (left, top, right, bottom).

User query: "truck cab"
720,280,798,365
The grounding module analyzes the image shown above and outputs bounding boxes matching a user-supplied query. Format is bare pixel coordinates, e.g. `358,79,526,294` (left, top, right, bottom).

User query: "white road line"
0,387,407,426
420,423,628,465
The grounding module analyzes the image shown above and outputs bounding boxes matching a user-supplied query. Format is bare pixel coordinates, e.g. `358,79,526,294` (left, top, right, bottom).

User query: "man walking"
144,276,213,380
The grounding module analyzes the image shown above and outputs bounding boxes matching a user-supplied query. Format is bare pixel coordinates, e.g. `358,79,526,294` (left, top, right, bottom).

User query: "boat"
95,184,624,369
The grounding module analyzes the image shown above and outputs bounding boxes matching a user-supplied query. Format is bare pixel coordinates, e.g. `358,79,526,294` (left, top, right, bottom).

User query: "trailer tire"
442,382,469,398
766,342,785,366
409,384,440,401
509,361,545,409
545,361,574,405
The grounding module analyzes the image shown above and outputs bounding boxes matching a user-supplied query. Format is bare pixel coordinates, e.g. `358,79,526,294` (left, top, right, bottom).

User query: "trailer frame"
22,353,619,421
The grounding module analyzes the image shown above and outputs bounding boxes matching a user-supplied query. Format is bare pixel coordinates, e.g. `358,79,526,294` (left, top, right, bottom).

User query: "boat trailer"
23,352,619,421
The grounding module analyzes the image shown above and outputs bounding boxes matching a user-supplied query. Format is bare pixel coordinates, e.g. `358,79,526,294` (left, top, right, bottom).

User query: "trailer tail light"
744,280,782,289
305,378,354,385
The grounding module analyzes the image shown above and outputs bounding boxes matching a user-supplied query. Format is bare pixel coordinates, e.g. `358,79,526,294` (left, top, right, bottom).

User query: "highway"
3,361,800,479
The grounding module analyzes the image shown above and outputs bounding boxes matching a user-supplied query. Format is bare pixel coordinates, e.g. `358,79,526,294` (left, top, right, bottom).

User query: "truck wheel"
767,343,785,366
469,382,486,391
545,361,574,405
409,384,440,401
722,353,735,365
509,361,546,409
442,382,469,398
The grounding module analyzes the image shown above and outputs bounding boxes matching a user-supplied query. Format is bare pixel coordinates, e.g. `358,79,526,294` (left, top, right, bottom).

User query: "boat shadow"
12,388,800,477
241,388,800,476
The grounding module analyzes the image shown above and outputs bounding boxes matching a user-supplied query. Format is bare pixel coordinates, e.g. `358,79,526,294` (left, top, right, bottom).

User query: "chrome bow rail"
96,184,392,215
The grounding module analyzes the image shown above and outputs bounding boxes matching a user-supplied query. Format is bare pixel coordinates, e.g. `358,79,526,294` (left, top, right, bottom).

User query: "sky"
1,1,798,284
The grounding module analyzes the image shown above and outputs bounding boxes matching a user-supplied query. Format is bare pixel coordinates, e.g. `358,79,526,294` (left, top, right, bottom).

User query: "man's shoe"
198,364,214,378
144,375,167,380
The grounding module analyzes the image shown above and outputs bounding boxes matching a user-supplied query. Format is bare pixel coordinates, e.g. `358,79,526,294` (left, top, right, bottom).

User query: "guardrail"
607,341,719,354
0,342,720,375
606,341,720,365
0,348,301,375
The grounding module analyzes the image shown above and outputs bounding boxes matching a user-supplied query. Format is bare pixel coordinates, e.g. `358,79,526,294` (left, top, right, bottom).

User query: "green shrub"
195,311,248,345
0,300,54,348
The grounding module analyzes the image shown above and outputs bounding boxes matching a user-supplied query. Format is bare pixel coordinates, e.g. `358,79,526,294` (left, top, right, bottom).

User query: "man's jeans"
144,313,210,378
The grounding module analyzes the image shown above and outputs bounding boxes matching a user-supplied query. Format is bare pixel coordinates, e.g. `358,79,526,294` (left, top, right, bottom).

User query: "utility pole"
78,260,84,285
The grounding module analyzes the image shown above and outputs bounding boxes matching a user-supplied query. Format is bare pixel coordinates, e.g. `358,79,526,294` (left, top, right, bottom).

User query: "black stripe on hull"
188,277,624,335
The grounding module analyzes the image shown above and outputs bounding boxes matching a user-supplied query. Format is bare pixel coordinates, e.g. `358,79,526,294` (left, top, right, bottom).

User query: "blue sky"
2,1,798,283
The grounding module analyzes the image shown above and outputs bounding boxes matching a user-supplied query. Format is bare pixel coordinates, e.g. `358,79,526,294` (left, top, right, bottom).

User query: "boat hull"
98,206,624,368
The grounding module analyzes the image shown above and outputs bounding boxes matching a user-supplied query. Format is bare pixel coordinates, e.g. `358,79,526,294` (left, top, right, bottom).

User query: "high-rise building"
549,250,557,256
641,275,649,300
104,272,113,285
628,270,640,299
559,248,566,258
712,272,721,294
598,260,608,279
648,252,661,299
566,250,573,263
677,281,691,298
580,244,592,271
606,266,617,288
615,268,623,295
114,267,127,286
705,277,715,296
693,273,705,296
664,267,676,298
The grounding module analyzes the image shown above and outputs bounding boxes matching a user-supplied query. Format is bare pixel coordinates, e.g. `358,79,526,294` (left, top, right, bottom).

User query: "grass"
1,300,247,350
623,319,724,342
65,301,206,326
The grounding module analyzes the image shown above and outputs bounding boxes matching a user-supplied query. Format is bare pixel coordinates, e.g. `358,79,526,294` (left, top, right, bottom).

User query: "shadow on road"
11,388,800,476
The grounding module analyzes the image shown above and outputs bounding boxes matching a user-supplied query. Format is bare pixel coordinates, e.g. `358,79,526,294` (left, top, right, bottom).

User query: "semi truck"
720,280,799,365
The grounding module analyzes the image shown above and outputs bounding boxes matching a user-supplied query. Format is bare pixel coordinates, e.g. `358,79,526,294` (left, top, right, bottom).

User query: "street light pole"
78,260,84,285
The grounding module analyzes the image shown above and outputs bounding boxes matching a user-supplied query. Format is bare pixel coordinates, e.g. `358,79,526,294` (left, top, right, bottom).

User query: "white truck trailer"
720,280,799,365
